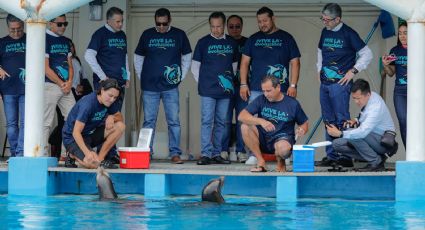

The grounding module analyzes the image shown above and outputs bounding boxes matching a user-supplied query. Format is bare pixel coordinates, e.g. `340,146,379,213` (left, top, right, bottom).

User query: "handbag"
381,130,396,148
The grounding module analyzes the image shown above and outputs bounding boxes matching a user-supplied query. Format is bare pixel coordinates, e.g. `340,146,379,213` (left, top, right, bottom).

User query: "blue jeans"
201,96,230,158
222,88,248,153
394,85,407,148
320,82,352,160
3,94,25,157
142,88,182,157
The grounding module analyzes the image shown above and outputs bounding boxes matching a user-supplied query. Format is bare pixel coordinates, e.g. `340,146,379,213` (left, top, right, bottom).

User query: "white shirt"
343,92,395,139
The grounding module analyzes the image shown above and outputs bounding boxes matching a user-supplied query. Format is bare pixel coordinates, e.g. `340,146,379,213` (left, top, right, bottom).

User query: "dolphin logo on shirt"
266,64,287,84
56,66,69,80
164,64,181,85
19,68,25,83
218,73,234,93
399,78,407,85
322,66,344,79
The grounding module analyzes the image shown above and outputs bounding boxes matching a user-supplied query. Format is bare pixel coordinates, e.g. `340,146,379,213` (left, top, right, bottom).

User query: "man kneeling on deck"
326,79,396,172
238,75,309,172
62,79,125,169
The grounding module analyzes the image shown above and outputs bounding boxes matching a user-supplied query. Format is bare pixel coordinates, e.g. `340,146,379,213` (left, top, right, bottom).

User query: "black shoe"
356,157,386,172
336,158,354,167
197,156,211,165
316,157,335,167
64,154,77,168
211,156,231,164
100,160,118,169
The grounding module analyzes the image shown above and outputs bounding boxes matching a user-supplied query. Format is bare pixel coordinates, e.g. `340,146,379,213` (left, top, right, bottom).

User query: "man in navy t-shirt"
191,11,238,165
0,14,26,157
44,14,75,156
240,6,301,102
316,3,372,167
62,79,125,169
221,14,249,163
85,7,130,110
134,8,192,164
239,6,301,165
239,75,308,172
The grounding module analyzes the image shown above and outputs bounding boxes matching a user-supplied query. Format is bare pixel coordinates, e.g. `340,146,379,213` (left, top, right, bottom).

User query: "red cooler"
118,147,150,169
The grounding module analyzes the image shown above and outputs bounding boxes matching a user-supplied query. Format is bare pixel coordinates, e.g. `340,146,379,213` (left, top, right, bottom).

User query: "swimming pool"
1,195,425,229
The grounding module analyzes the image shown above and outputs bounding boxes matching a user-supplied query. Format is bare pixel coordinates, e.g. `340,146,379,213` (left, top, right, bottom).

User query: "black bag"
381,130,396,148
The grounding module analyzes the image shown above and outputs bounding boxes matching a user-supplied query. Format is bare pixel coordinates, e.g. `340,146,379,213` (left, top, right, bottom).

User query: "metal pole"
24,20,47,157
406,21,425,161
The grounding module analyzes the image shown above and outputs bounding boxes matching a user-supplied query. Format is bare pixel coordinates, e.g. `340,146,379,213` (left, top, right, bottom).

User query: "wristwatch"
351,67,359,75
290,83,297,88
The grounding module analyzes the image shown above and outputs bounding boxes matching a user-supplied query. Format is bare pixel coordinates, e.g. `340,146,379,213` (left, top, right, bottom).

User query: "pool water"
1,195,425,229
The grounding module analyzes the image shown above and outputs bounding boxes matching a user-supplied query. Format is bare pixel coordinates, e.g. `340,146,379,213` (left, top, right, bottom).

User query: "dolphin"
96,167,118,200
201,176,225,204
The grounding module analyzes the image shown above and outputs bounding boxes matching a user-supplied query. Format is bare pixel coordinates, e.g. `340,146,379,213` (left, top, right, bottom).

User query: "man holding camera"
326,79,397,172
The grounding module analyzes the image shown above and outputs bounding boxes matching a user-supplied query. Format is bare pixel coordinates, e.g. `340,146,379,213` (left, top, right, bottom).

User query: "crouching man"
62,79,125,169
326,79,396,172
238,75,309,172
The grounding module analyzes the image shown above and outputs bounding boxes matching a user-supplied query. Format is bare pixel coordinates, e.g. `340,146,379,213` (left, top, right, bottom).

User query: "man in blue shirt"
239,75,308,172
134,8,192,164
191,11,238,165
85,6,130,107
44,14,75,156
221,14,249,163
317,3,373,167
327,79,396,172
0,14,26,157
239,6,301,165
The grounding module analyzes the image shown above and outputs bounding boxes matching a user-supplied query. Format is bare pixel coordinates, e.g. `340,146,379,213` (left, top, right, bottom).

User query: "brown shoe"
171,155,184,164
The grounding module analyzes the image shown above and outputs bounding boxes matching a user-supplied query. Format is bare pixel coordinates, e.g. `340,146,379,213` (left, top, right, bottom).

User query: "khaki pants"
43,82,75,156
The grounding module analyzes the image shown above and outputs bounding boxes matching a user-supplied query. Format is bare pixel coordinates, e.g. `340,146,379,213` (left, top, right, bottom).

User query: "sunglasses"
228,25,241,29
155,22,169,27
320,16,336,23
53,22,69,27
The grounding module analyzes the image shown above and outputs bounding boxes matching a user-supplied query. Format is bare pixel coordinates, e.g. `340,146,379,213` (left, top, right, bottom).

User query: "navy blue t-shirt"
135,27,192,91
389,45,407,86
243,30,301,91
233,36,248,86
0,35,25,95
319,24,366,82
62,92,120,145
245,95,308,141
46,33,71,83
193,35,238,98
87,26,128,86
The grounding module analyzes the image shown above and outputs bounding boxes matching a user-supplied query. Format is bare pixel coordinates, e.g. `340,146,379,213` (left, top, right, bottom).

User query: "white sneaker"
237,152,248,163
229,152,238,162
220,151,229,160
245,156,258,165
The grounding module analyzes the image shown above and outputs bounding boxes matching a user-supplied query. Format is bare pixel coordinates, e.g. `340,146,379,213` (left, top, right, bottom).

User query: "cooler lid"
118,147,150,152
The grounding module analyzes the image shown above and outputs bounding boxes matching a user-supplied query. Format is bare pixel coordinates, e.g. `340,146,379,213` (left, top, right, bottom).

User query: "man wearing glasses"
134,8,192,164
239,6,301,165
0,14,26,158
316,3,372,167
221,15,249,163
43,14,75,156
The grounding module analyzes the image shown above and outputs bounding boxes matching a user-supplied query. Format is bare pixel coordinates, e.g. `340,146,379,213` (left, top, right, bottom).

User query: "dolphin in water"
96,167,118,200
202,176,225,204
